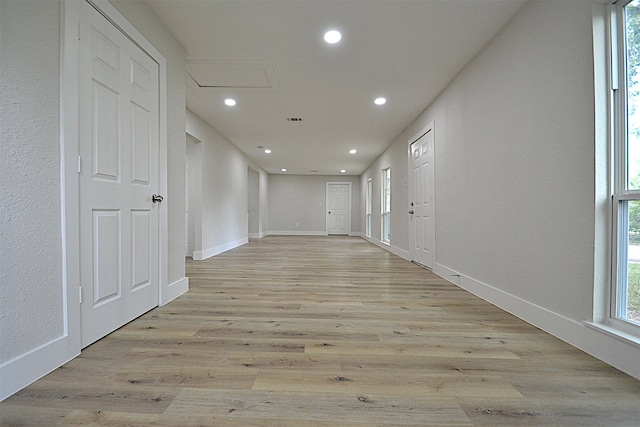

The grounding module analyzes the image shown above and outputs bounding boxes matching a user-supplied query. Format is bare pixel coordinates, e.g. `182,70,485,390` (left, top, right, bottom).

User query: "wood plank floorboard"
1,235,639,426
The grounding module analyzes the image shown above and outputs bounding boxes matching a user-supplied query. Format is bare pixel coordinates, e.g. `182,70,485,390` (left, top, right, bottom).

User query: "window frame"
381,167,391,244
609,0,640,337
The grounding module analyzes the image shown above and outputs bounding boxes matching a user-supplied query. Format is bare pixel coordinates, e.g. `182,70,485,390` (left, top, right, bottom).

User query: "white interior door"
327,183,351,235
409,127,434,268
79,0,160,347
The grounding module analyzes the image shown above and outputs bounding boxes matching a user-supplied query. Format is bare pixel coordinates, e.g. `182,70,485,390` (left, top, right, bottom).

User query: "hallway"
1,236,639,425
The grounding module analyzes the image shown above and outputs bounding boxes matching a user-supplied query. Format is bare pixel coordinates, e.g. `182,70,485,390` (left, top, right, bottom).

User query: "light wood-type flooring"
2,236,640,426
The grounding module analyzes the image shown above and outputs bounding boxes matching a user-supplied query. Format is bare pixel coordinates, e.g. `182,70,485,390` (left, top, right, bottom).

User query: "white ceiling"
147,0,526,175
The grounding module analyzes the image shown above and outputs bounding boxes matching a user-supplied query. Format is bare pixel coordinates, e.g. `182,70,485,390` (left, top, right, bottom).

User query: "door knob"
152,194,164,203
409,210,414,215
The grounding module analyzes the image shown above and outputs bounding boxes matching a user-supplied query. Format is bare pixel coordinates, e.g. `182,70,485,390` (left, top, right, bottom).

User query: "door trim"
64,0,168,344
408,121,435,267
326,182,352,235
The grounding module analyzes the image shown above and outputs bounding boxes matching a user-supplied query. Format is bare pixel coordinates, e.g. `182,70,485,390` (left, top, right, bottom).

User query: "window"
366,178,372,237
382,168,391,244
611,0,640,336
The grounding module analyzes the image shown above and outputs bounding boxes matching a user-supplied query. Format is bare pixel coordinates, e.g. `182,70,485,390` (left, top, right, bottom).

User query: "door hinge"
78,155,81,174
78,23,81,41
79,286,83,303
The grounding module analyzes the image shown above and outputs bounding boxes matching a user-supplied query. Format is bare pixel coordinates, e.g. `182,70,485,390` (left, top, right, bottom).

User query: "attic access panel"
186,60,281,92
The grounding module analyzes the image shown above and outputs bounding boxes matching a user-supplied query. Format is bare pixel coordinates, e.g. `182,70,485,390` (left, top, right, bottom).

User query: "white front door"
327,183,351,235
409,126,434,268
79,0,160,347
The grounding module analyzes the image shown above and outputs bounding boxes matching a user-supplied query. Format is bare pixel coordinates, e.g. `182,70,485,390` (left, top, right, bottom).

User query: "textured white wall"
269,175,361,234
0,0,64,364
436,0,595,322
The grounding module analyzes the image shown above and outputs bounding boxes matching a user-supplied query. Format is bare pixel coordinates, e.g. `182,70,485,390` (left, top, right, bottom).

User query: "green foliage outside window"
625,1,640,322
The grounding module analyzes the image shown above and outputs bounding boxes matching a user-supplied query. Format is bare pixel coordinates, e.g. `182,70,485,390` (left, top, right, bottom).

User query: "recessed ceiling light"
374,97,386,105
224,98,236,106
264,149,272,154
340,169,346,173
281,168,287,172
324,30,342,44
349,149,357,154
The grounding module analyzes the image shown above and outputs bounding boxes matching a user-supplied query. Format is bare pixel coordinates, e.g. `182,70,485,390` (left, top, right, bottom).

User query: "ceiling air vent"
287,117,302,122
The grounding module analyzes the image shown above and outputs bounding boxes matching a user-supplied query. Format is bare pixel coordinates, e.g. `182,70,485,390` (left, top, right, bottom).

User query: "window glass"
618,200,640,324
613,0,640,332
627,0,640,190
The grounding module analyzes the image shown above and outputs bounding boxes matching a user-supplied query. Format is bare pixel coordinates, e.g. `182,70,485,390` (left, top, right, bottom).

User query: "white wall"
360,138,409,258
362,1,640,379
434,0,596,320
269,175,361,235
186,110,269,259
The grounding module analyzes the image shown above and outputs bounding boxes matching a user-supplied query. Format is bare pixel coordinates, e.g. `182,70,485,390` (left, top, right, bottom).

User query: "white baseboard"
391,245,410,261
0,335,78,401
433,262,640,380
2,274,191,402
249,232,268,239
192,237,248,260
268,231,328,236
263,231,361,238
161,276,189,306
360,234,410,261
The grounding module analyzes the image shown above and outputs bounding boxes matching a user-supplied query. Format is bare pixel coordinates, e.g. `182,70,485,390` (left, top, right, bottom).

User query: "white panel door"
409,128,434,268
327,183,351,235
79,0,160,347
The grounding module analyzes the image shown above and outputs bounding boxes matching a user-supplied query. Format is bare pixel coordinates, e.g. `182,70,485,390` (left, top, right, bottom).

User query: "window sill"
584,321,640,348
